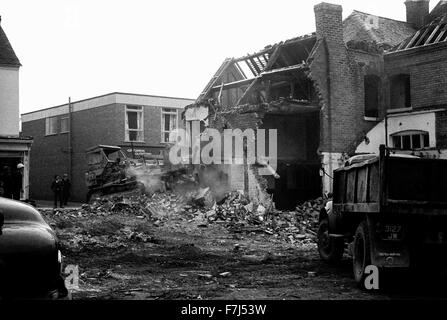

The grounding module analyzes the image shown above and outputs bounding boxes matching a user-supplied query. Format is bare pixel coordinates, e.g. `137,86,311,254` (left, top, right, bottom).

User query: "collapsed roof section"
393,13,447,51
196,9,418,109
197,33,317,107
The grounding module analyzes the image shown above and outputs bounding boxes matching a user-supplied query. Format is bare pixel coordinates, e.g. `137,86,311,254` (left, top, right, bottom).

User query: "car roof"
0,197,47,224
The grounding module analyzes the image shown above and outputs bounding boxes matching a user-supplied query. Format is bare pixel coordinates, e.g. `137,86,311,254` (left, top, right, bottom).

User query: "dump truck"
84,145,146,201
317,145,447,287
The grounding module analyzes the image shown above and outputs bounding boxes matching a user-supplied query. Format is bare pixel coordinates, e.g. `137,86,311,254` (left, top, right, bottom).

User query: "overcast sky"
1,0,437,114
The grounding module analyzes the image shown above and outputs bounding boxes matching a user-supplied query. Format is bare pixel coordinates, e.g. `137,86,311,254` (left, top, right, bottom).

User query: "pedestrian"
51,175,64,208
11,163,24,200
62,173,71,206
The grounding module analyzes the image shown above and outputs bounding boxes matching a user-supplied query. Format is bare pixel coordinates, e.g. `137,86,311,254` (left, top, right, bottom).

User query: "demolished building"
183,0,447,210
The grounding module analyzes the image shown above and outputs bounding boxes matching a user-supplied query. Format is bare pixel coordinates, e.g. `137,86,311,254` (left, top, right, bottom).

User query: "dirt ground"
41,204,447,300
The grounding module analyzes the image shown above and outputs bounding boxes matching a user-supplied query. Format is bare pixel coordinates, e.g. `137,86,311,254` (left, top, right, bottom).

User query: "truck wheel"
317,219,344,262
353,221,371,286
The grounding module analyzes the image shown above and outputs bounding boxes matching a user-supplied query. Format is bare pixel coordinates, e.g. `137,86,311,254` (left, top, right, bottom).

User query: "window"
161,108,178,143
45,116,58,135
390,74,411,110
391,131,429,150
364,75,380,118
60,116,70,133
125,106,144,142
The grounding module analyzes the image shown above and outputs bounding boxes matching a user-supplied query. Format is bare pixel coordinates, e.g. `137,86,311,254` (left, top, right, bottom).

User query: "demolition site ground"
40,192,447,300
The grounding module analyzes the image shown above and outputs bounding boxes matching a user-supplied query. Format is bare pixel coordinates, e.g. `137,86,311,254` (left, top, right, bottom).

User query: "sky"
0,0,438,114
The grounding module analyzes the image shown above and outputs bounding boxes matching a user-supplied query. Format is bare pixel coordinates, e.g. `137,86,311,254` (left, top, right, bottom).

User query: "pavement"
35,199,83,209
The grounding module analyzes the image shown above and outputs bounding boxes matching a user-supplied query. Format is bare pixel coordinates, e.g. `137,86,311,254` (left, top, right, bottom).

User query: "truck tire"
353,221,371,287
317,219,344,262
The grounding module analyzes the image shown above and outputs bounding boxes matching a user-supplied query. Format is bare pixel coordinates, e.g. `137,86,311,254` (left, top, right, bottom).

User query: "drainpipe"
323,39,333,193
68,97,73,181
384,106,388,148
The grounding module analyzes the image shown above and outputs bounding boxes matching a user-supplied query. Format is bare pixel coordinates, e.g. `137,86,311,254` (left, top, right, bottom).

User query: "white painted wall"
356,111,437,154
0,66,20,136
21,93,195,123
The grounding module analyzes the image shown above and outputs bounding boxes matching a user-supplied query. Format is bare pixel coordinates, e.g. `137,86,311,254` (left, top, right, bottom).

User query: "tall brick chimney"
314,2,344,47
405,0,430,29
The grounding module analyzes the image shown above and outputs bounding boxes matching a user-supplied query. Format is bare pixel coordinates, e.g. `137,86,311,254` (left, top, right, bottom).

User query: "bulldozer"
84,145,148,202
85,144,197,202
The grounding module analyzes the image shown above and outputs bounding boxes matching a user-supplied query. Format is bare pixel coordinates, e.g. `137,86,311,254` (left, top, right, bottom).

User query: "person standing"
51,175,64,208
11,163,24,200
62,173,71,206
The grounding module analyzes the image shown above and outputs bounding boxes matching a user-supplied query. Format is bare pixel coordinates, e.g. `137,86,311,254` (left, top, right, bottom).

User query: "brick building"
21,93,194,201
186,0,447,210
0,17,33,200
357,0,447,158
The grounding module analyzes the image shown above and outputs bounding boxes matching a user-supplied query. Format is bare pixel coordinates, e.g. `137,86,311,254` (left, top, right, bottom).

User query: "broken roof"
197,33,316,102
393,13,447,52
0,24,21,67
198,8,419,102
343,11,417,50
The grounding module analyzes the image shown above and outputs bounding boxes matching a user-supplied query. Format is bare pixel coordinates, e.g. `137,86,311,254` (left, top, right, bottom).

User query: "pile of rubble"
190,190,323,244
41,188,324,250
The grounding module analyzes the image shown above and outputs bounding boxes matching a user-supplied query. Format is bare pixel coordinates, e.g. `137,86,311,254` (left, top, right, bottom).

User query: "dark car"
0,197,68,299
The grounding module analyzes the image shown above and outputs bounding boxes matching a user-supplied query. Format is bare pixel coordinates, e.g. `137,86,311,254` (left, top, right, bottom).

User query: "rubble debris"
41,183,324,255
197,274,213,280
219,272,231,278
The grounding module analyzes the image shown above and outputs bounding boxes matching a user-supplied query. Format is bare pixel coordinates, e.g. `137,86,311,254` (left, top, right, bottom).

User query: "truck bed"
333,150,447,215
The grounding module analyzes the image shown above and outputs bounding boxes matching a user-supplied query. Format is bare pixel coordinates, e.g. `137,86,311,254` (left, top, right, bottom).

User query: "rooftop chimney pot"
405,0,430,29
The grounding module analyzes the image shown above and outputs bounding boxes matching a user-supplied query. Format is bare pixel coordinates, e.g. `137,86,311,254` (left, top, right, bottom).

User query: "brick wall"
405,0,430,29
385,45,447,110
311,3,380,155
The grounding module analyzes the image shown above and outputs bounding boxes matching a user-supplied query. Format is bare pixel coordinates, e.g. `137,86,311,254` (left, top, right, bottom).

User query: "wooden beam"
414,26,433,47
198,58,234,101
397,38,410,50
245,59,258,76
249,57,262,74
234,47,274,63
256,56,265,69
261,63,307,77
209,78,255,92
425,23,442,45
234,62,247,79
262,54,269,64
236,45,283,106
405,29,422,49
434,24,447,43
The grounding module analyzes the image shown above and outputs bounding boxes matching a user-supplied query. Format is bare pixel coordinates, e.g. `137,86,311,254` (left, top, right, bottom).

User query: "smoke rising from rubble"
126,166,165,194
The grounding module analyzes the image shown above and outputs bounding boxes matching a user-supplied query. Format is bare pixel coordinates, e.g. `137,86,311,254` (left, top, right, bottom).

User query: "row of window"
363,74,411,119
45,115,69,135
45,106,178,143
391,131,430,150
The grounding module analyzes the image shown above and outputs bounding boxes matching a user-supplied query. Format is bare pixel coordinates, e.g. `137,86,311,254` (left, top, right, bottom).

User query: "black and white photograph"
1,0,447,311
